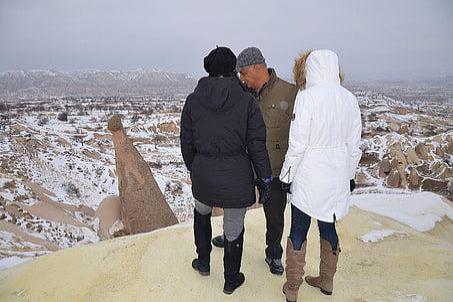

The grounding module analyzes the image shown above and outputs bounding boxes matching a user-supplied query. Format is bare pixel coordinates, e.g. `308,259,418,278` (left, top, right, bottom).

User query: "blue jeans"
289,204,338,251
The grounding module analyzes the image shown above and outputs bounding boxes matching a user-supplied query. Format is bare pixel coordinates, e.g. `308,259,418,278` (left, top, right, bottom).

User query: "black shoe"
212,235,225,248
223,272,245,294
265,258,284,275
193,209,212,276
192,258,210,276
223,229,245,295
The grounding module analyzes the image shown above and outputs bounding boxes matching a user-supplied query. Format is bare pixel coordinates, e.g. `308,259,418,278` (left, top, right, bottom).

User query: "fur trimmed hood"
293,49,344,89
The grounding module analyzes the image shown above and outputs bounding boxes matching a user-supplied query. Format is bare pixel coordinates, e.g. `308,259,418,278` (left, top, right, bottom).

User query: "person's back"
303,84,357,148
184,76,267,207
280,49,362,223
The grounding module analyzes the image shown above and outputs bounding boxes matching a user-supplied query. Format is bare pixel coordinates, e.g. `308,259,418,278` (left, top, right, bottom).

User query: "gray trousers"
195,200,246,241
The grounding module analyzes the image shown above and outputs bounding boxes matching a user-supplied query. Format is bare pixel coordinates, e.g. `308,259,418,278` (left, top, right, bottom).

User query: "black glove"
281,181,292,194
350,179,356,192
256,177,272,204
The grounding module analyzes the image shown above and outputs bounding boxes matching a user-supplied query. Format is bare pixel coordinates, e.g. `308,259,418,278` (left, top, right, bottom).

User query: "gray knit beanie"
236,47,266,71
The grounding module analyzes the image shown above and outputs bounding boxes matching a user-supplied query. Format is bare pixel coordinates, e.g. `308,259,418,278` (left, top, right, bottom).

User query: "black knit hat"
203,46,237,77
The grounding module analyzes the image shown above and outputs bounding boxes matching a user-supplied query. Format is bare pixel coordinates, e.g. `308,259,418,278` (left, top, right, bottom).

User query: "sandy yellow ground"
0,205,452,301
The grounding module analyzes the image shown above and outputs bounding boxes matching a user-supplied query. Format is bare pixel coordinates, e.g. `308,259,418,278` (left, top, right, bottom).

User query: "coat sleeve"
180,97,196,171
346,95,362,179
279,91,312,183
246,98,272,179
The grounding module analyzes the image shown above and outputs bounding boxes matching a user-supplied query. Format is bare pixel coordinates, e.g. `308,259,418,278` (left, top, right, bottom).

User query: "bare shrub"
57,112,68,122
62,182,81,198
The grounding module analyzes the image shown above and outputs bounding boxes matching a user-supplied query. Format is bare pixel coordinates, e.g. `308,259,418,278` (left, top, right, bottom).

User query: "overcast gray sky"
1,0,452,81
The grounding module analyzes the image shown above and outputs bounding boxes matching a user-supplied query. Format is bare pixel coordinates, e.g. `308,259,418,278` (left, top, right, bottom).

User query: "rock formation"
108,115,178,235
408,168,421,190
406,147,421,165
386,169,401,188
379,158,391,178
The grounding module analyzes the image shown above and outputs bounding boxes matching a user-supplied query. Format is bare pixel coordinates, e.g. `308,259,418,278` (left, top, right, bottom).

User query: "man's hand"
256,176,272,204
281,181,292,194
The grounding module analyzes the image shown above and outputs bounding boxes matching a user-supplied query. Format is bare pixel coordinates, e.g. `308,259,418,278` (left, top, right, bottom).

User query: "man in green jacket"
212,47,298,275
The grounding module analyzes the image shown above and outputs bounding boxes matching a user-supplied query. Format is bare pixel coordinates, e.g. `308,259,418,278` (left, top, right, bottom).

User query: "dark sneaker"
265,258,284,275
192,258,210,276
223,272,245,294
212,235,225,248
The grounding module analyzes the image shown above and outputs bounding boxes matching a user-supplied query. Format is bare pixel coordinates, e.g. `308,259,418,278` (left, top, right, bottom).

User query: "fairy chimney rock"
108,115,178,234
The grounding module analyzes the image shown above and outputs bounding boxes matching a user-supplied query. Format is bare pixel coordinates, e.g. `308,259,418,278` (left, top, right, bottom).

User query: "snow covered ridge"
0,69,197,100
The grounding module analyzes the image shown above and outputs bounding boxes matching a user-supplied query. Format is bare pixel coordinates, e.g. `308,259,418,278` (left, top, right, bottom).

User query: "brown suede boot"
282,238,307,302
305,238,340,295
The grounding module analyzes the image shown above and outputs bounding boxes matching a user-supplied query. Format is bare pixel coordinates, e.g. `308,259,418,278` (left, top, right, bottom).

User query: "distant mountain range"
350,75,453,87
347,75,453,105
0,69,197,100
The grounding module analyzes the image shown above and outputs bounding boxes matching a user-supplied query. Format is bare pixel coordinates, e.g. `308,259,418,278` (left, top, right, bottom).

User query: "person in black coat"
180,46,272,295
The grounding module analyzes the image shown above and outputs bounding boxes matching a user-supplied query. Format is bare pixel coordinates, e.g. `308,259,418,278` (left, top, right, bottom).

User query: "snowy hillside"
0,97,192,268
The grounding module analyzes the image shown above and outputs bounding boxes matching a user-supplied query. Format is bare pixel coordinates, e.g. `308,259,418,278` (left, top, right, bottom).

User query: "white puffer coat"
279,49,362,222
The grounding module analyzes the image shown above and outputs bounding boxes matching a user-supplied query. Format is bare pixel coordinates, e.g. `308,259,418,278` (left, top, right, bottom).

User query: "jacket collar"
257,68,277,98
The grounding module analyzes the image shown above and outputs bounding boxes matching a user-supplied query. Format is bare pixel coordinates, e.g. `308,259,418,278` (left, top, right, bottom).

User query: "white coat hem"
290,201,335,223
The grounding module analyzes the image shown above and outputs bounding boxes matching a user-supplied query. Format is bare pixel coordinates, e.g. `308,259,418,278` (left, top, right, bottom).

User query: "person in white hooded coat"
280,49,362,302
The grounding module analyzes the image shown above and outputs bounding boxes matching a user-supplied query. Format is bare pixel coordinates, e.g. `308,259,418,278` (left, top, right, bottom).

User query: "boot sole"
282,288,297,302
223,278,245,294
270,268,284,275
196,270,210,276
306,280,332,296
265,259,284,275
223,285,242,295
192,267,210,276
192,263,210,276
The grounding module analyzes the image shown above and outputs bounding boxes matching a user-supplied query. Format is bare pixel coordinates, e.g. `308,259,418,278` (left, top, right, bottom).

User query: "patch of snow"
0,177,13,187
359,229,408,243
108,219,124,236
0,139,12,153
0,230,15,247
0,191,14,201
0,256,32,270
368,105,390,113
392,293,428,302
351,192,453,232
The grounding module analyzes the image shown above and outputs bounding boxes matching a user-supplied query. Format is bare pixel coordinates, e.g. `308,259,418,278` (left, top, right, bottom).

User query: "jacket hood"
193,76,243,111
305,49,340,88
